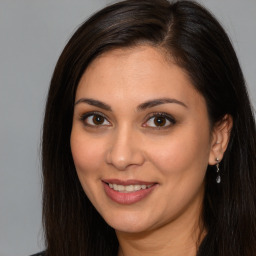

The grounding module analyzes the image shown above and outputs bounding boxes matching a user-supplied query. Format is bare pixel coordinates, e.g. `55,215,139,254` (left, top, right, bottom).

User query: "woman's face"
71,46,215,233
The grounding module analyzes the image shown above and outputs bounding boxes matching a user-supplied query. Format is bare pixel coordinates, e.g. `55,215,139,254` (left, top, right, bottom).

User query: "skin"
70,46,232,256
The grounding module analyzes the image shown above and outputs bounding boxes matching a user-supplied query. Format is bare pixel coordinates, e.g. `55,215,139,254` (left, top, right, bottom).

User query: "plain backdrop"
0,0,255,255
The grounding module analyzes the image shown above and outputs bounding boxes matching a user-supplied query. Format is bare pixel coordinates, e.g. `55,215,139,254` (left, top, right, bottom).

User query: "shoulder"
30,252,46,256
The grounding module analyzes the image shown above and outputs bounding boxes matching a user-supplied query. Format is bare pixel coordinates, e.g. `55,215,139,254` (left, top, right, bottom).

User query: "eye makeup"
79,110,176,130
79,111,111,128
143,112,176,129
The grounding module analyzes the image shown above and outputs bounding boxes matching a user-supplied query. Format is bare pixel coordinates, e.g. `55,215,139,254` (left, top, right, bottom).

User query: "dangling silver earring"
216,158,221,184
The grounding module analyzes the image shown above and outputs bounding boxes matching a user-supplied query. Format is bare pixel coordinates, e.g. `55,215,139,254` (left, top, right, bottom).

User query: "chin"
111,221,150,234
102,210,156,234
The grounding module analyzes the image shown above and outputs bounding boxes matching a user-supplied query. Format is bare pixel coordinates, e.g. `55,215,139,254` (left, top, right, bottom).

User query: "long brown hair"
42,0,256,255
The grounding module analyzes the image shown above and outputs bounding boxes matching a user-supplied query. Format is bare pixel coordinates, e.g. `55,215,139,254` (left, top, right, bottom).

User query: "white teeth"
108,183,153,192
134,185,141,191
117,185,125,192
125,185,134,192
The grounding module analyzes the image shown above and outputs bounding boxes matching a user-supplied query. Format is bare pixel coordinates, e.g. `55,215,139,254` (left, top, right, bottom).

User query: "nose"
105,126,145,170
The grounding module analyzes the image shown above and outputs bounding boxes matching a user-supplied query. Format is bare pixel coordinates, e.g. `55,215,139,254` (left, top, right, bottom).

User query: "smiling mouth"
107,183,154,193
102,179,157,204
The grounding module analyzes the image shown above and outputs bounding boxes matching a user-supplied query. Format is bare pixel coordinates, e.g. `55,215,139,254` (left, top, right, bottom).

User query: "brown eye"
144,113,175,128
154,116,166,127
92,115,105,125
82,113,111,127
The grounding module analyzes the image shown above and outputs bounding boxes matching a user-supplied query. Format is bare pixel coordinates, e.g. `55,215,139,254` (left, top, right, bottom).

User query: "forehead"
75,45,202,108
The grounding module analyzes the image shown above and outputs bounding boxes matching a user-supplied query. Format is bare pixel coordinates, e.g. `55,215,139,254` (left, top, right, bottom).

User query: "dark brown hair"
42,0,256,255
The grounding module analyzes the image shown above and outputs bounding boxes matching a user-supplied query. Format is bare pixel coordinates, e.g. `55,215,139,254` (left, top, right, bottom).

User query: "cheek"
70,129,108,205
145,127,211,220
148,125,211,179
70,130,105,177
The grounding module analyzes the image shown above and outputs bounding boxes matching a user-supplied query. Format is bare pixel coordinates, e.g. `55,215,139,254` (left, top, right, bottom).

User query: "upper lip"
102,179,156,186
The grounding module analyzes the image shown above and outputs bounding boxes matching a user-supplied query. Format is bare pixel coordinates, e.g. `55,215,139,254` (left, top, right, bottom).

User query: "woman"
35,0,256,255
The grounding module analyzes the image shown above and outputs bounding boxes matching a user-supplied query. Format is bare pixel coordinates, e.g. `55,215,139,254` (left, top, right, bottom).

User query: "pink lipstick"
102,179,157,205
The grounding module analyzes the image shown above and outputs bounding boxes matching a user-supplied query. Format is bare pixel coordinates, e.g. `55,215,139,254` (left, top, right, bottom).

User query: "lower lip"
103,182,157,205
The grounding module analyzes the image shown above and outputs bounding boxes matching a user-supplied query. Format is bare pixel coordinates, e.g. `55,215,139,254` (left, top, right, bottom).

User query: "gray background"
0,0,255,256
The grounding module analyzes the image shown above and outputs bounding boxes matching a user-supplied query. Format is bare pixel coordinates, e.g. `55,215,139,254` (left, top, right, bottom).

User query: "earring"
216,158,221,184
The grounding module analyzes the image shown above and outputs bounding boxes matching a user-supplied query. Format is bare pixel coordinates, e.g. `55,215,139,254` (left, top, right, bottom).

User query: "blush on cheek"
71,139,104,176
148,131,209,180
149,141,183,171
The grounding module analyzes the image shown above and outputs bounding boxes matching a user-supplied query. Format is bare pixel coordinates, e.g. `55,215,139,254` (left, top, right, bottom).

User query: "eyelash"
80,111,110,128
79,111,176,129
143,112,176,129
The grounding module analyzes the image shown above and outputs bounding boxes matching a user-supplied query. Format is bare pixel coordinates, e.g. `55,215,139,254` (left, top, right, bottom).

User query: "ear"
208,114,233,165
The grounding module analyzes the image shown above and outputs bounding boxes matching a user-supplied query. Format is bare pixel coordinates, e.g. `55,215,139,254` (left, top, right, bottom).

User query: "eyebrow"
74,97,187,111
74,98,112,111
137,98,188,111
